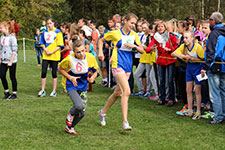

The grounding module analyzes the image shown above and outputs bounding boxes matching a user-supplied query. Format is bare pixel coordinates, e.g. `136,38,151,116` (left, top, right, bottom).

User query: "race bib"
70,56,88,74
141,35,147,47
120,34,135,51
44,31,56,43
1,37,9,46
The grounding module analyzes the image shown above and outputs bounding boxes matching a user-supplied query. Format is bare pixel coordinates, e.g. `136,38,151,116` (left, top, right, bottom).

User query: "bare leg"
195,85,202,113
41,78,46,91
102,84,121,114
186,81,193,114
53,78,57,92
102,72,130,123
102,67,108,79
114,72,131,123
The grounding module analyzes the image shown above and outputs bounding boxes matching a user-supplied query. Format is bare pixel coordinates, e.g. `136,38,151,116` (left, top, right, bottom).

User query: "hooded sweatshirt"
0,34,18,64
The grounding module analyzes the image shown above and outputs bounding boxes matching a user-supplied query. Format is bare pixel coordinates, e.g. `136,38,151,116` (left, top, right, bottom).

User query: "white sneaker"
65,126,78,135
123,121,132,131
66,112,74,126
38,90,46,97
50,91,57,97
98,109,106,126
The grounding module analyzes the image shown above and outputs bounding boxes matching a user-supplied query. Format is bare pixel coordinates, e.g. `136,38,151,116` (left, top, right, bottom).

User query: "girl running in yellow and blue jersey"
38,17,64,97
172,31,205,120
98,13,144,130
58,40,98,135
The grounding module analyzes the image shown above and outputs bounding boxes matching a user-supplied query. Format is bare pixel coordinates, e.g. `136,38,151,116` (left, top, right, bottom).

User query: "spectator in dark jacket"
201,12,225,124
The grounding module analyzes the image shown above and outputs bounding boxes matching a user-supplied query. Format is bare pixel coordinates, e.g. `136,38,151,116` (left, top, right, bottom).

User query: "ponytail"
9,21,15,34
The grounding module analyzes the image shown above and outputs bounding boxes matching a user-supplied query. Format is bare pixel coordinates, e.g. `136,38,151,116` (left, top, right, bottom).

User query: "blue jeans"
158,63,175,103
35,47,43,65
207,71,225,122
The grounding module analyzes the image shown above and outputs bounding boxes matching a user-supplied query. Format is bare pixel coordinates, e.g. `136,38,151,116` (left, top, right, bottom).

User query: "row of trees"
0,0,224,37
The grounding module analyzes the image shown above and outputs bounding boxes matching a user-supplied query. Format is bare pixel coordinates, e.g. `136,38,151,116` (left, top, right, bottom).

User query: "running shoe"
166,100,174,107
38,90,46,97
192,112,201,120
123,121,132,131
65,126,78,135
183,110,193,117
201,111,215,119
142,92,151,98
155,100,165,105
50,91,57,97
66,112,74,126
98,109,106,126
7,94,17,100
149,94,159,100
207,119,224,124
176,106,188,116
3,92,10,99
133,92,144,97
100,81,108,86
201,103,205,108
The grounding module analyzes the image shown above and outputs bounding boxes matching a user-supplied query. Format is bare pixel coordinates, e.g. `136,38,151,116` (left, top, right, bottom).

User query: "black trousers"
0,63,17,91
41,60,58,78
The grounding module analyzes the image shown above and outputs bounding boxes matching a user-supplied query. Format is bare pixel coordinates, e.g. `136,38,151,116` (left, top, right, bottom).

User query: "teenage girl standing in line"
172,31,205,120
38,17,64,97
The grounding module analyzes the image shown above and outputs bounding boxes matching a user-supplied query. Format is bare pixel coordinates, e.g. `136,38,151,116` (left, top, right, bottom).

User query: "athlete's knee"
75,104,85,112
123,89,130,96
41,71,47,78
9,73,16,81
195,87,201,95
186,86,192,94
52,71,57,78
80,111,86,117
0,72,3,78
113,90,122,97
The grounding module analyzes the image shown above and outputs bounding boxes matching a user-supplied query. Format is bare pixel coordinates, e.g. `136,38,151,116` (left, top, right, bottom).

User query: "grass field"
0,43,225,150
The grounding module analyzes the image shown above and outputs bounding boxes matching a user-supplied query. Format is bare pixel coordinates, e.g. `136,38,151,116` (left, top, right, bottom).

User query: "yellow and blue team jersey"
40,28,64,61
174,42,204,60
174,42,205,84
104,29,141,72
58,53,98,92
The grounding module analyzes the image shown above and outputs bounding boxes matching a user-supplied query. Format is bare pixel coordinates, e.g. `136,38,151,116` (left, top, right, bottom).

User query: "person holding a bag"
146,21,177,107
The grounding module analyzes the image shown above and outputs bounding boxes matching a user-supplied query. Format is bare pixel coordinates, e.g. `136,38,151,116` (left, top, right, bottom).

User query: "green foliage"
0,0,71,38
0,0,225,38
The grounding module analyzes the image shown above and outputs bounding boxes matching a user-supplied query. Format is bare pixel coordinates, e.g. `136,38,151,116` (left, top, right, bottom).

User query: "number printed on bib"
120,34,135,51
1,37,9,46
76,62,83,72
70,56,88,74
44,32,56,43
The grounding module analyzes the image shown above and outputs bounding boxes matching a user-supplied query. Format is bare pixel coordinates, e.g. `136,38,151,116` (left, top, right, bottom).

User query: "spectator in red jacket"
146,21,177,106
11,19,19,37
